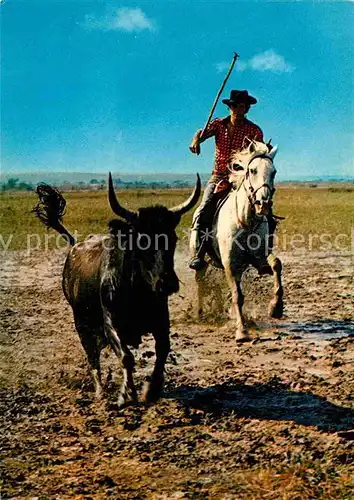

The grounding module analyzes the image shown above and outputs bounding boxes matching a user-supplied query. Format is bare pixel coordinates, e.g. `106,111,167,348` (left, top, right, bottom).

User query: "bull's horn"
268,145,278,160
108,173,137,221
170,173,201,216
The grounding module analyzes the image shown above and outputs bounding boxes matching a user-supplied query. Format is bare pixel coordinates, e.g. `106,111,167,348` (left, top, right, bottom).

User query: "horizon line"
1,170,353,184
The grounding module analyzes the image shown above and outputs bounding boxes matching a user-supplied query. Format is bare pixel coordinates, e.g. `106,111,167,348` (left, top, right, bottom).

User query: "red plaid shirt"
200,116,263,176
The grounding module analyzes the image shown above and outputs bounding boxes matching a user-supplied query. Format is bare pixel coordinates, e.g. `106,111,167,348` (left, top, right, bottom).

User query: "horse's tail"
32,183,76,246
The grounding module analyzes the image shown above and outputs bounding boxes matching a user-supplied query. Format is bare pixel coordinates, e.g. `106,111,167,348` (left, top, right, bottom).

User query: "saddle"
200,182,283,272
199,184,232,270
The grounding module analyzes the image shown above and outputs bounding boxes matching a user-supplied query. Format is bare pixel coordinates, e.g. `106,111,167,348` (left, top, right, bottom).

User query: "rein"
236,154,275,209
225,153,276,229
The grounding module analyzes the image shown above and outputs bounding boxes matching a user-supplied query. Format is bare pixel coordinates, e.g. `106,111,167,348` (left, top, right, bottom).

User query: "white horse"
193,140,284,342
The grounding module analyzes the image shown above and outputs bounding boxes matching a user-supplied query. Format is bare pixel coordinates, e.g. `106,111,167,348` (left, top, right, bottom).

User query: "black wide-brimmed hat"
222,90,257,106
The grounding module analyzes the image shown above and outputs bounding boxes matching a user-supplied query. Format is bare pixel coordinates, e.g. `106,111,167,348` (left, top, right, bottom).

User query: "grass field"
0,185,353,252
1,184,353,498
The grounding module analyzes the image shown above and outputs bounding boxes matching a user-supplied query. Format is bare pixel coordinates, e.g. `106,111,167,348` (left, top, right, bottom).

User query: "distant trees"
1,178,34,192
111,178,190,189
89,179,106,190
0,176,194,192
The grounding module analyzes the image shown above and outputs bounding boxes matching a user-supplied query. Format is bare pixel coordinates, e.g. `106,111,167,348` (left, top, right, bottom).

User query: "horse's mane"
228,140,271,188
230,140,269,167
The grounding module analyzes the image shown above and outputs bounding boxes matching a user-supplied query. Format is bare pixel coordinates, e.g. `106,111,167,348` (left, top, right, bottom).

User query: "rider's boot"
189,228,207,271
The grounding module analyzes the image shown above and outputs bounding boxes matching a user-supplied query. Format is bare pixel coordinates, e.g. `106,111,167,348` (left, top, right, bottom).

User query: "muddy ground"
0,248,353,499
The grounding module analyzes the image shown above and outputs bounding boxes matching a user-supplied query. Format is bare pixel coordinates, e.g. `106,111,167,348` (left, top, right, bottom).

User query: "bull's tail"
32,184,76,246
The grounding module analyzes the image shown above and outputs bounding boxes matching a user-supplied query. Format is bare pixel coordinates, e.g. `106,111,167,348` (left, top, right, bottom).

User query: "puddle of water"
276,320,354,341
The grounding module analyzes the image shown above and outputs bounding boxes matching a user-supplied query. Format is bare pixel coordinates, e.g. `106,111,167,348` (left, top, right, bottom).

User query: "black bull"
33,173,201,406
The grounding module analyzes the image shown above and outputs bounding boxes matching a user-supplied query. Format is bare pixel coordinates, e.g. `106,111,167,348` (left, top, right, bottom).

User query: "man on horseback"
189,89,264,270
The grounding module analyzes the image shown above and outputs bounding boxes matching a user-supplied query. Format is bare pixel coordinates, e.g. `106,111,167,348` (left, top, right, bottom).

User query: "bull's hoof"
92,370,104,400
142,376,164,404
269,299,284,319
117,388,138,408
236,330,251,343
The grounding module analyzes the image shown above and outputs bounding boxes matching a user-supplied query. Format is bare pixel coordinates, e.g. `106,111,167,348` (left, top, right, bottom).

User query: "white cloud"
84,7,156,33
216,49,294,75
112,7,155,32
249,50,295,73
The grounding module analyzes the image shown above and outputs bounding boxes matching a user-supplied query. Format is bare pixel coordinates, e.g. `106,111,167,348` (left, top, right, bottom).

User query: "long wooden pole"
199,52,239,141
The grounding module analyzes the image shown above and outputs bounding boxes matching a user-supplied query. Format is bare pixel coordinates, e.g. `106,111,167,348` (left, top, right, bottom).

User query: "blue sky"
1,0,353,180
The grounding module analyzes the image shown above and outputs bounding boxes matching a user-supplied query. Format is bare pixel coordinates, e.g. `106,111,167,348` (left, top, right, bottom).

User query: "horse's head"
229,140,278,217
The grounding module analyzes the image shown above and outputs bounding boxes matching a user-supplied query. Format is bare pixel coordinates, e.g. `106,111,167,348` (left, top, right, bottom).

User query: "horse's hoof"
236,331,251,343
189,257,207,271
269,299,283,319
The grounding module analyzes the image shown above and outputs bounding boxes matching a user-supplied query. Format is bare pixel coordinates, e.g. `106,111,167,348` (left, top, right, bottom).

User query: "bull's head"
108,173,201,296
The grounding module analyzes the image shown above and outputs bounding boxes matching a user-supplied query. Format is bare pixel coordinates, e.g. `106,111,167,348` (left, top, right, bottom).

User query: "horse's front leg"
195,266,208,320
225,269,250,342
267,254,284,318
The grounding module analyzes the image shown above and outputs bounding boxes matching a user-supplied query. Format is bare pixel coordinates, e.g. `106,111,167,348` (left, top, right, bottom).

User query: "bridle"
232,153,276,209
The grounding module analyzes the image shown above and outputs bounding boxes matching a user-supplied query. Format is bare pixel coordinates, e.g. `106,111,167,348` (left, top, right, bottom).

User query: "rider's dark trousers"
190,176,223,258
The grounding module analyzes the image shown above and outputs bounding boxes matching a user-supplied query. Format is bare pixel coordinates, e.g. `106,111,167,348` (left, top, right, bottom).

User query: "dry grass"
234,462,354,499
0,185,353,252
274,187,354,253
